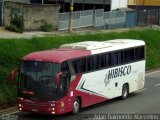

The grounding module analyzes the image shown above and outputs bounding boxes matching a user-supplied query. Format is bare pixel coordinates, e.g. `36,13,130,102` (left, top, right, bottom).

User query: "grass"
0,28,160,107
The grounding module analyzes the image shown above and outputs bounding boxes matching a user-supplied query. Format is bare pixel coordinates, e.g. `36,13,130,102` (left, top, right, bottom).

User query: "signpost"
68,0,74,33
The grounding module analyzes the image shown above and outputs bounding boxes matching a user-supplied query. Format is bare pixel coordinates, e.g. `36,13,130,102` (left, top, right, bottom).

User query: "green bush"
40,20,54,32
6,10,24,33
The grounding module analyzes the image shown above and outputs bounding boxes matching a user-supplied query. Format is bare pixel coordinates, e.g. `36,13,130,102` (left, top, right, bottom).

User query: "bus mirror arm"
10,68,19,81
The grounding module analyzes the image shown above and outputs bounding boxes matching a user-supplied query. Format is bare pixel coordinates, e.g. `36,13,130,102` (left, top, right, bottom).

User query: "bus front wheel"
121,84,129,100
72,98,80,114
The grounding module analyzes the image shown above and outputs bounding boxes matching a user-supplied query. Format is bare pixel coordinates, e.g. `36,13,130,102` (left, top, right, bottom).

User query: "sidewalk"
0,26,145,39
0,27,61,39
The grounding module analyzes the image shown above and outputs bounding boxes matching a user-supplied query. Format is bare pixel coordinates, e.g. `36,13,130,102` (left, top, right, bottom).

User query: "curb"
146,68,160,74
0,106,17,114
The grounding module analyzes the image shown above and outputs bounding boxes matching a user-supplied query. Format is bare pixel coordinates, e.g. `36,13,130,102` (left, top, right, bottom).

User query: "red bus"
10,39,145,115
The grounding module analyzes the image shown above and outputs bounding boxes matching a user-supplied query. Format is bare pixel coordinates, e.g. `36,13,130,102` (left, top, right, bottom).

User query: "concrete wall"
111,0,128,10
4,1,60,30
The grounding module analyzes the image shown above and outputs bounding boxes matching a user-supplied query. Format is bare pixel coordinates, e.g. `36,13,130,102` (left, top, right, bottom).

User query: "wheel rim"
73,100,79,113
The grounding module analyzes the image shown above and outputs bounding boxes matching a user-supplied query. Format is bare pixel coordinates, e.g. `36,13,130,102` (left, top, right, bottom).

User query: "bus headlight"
51,111,55,114
19,104,22,107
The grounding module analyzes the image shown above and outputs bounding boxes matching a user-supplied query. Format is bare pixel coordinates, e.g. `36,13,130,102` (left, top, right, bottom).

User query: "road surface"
1,70,160,120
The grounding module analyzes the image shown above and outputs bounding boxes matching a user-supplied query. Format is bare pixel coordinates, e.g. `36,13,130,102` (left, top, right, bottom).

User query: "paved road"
1,71,160,120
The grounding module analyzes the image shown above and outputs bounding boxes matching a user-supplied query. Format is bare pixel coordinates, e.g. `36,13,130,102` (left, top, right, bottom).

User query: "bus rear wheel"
72,98,80,114
121,84,129,100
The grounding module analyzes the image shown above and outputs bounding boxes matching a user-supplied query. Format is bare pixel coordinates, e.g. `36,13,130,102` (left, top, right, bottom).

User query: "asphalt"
0,70,160,120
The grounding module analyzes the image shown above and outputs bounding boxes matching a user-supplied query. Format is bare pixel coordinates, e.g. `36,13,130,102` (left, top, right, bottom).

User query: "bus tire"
72,98,80,114
121,84,129,100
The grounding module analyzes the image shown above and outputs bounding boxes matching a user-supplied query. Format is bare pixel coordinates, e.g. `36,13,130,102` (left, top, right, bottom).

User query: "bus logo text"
108,65,132,80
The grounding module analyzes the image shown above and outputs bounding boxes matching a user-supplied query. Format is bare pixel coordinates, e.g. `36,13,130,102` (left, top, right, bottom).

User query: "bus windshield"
18,61,60,101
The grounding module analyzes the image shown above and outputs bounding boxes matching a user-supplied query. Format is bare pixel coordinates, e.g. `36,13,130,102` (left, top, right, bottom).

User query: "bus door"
57,61,71,111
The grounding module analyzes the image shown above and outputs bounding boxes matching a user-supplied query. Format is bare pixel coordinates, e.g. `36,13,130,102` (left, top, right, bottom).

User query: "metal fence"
94,9,104,27
103,11,126,29
93,10,126,29
58,10,94,30
137,9,159,27
59,8,160,30
59,9,126,30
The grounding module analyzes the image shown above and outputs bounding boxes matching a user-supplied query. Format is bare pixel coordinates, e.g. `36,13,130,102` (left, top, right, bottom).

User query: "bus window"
100,54,106,68
87,55,99,71
124,48,135,63
61,62,70,74
100,53,112,68
105,53,111,67
135,46,145,60
72,58,86,73
59,62,70,97
111,52,118,66
117,50,124,65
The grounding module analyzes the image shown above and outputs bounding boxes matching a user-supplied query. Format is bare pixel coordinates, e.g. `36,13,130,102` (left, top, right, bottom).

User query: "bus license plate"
32,108,38,112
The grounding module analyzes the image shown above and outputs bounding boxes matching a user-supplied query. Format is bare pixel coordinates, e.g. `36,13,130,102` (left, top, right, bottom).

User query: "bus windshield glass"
18,61,60,101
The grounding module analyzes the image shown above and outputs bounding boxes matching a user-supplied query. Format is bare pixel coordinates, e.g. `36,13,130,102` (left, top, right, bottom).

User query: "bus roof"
22,49,91,63
22,39,145,63
60,39,145,51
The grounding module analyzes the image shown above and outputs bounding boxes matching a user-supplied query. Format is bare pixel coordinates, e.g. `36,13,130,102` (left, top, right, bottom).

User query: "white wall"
111,0,128,10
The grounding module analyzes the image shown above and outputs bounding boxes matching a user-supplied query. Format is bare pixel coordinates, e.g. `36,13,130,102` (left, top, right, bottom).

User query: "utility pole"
1,0,4,26
68,0,74,33
83,0,85,11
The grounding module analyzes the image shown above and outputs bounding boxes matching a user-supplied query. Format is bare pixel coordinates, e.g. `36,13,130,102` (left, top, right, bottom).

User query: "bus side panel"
75,70,113,106
113,61,145,98
69,74,108,108
129,61,145,93
75,61,145,105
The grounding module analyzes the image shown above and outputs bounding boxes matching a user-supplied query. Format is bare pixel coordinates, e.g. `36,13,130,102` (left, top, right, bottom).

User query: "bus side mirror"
54,72,62,86
10,68,19,81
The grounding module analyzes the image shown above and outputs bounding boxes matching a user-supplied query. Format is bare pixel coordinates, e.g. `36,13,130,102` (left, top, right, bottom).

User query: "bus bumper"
17,97,58,115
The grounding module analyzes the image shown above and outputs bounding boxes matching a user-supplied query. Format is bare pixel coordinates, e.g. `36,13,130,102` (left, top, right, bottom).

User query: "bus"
10,39,145,115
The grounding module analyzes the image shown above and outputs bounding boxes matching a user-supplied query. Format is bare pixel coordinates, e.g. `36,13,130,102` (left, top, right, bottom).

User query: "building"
56,0,128,12
30,0,128,12
0,0,31,25
128,0,160,10
1,0,128,25
128,0,160,6
1,1,59,29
